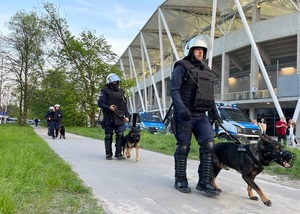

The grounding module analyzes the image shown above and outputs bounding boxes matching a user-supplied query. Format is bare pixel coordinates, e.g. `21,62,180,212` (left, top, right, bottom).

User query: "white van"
214,101,260,143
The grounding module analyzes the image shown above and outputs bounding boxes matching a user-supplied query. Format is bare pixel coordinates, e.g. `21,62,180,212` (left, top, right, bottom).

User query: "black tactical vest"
102,86,126,125
174,60,215,112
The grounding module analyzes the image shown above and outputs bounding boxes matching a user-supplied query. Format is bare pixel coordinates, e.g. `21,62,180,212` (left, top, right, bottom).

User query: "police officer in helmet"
170,35,222,196
98,73,130,160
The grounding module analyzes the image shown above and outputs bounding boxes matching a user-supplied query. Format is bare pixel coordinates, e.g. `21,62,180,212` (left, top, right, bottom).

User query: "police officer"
170,35,222,196
50,104,63,139
98,73,129,160
45,106,54,136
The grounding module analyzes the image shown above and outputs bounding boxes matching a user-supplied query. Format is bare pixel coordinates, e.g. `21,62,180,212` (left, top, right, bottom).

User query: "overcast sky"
0,0,164,57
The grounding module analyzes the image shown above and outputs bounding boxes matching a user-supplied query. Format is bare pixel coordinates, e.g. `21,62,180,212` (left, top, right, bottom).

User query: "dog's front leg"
212,177,222,193
135,146,139,161
122,147,126,159
247,185,258,201
244,176,272,206
127,147,132,158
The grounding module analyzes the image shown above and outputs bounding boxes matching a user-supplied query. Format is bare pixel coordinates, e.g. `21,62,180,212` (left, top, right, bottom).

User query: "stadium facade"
115,0,300,138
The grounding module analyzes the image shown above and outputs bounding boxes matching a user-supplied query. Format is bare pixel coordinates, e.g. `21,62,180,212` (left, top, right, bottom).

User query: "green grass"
67,126,300,180
0,124,104,214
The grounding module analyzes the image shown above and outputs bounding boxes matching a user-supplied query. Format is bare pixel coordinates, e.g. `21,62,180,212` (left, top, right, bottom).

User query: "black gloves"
178,106,191,121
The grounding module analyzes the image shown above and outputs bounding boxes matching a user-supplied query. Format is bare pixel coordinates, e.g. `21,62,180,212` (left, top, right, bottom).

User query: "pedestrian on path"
98,73,130,160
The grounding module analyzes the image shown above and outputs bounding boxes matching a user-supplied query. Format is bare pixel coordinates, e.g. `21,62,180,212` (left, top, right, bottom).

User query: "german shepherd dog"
212,133,296,206
59,123,66,139
122,125,141,161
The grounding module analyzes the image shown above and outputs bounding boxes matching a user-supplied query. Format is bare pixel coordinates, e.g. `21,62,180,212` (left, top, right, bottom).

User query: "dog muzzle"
273,150,296,168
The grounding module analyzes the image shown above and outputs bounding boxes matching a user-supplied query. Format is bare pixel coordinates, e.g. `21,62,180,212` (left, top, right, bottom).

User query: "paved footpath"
33,126,300,214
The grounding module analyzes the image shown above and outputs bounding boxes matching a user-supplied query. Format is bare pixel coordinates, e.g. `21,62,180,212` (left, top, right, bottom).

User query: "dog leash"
218,122,243,144
113,107,126,120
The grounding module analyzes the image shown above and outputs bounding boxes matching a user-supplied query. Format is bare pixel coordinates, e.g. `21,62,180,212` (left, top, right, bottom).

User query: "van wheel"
218,134,231,141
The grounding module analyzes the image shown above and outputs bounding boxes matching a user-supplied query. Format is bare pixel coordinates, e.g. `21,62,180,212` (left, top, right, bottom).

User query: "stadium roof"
116,0,299,78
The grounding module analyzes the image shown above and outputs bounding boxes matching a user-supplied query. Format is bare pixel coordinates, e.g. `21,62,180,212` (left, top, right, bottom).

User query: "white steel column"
158,9,166,117
140,34,148,112
158,8,180,61
292,10,300,123
128,48,145,112
128,55,136,112
119,59,133,112
221,38,230,101
234,0,284,118
140,32,163,117
208,0,217,68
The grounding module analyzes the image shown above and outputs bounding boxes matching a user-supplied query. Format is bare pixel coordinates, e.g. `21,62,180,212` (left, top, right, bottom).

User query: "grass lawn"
0,124,104,214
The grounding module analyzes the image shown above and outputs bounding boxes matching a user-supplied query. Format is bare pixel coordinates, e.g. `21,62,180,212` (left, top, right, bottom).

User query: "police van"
130,112,165,133
214,101,260,143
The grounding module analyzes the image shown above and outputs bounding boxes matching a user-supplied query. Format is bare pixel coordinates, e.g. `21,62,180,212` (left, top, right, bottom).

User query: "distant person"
287,119,296,148
251,85,257,99
45,106,54,136
98,73,130,160
34,118,39,127
275,117,288,146
258,118,267,134
251,119,257,125
49,104,63,139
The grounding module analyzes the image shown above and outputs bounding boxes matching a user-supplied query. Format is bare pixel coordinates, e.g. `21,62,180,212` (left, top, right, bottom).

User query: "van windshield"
140,112,162,122
219,108,250,122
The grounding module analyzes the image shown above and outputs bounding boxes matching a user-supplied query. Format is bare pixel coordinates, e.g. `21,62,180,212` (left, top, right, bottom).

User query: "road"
33,126,300,214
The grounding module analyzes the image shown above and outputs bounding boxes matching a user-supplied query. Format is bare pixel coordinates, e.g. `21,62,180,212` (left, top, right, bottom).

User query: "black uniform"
98,84,129,159
49,108,62,139
170,57,221,196
45,109,53,136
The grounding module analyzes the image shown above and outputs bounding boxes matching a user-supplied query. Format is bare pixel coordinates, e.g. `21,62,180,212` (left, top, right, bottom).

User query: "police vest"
102,86,126,125
174,60,215,112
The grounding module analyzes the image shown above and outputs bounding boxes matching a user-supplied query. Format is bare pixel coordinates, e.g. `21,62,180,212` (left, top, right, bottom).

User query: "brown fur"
122,126,141,161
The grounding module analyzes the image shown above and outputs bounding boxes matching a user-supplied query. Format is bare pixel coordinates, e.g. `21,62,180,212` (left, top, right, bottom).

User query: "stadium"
115,0,300,137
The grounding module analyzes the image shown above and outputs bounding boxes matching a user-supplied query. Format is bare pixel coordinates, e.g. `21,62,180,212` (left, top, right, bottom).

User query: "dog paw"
250,196,259,201
135,159,139,161
263,199,272,207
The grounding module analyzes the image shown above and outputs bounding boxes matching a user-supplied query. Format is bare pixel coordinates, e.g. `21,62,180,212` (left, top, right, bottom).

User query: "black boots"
104,136,113,160
196,152,219,197
174,145,191,193
114,132,123,160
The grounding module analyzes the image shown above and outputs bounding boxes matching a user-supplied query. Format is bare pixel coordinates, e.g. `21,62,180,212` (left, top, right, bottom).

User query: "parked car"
214,101,260,143
130,112,165,134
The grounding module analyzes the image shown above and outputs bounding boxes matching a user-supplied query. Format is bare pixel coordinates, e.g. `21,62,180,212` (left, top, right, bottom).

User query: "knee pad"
105,133,112,141
200,141,215,154
175,145,190,156
116,131,123,139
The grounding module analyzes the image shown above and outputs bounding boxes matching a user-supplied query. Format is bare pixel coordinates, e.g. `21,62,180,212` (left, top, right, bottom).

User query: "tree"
43,3,134,127
30,68,86,126
0,11,46,125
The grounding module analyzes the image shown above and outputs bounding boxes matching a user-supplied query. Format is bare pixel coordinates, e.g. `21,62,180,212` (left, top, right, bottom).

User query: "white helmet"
54,104,60,108
49,106,54,110
184,34,212,59
106,73,121,84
